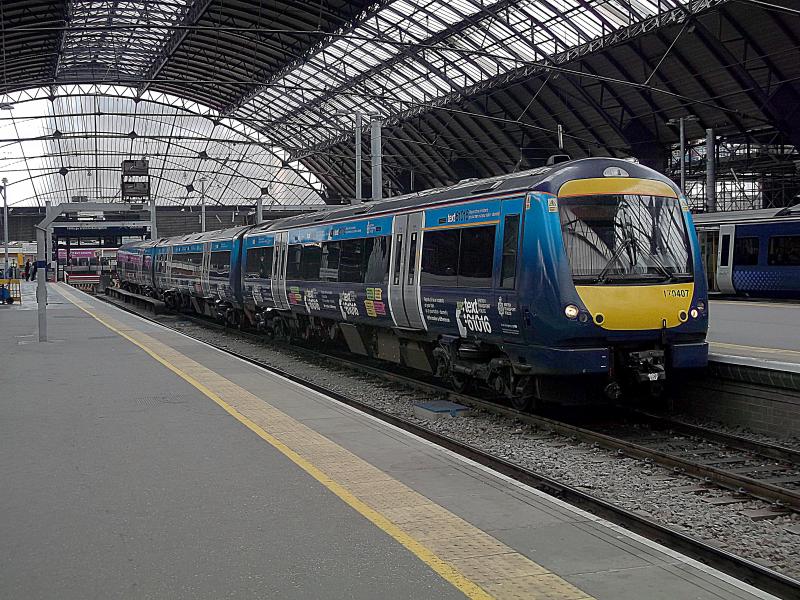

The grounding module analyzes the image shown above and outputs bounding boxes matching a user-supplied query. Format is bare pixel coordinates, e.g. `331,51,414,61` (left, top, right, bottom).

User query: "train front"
539,159,708,398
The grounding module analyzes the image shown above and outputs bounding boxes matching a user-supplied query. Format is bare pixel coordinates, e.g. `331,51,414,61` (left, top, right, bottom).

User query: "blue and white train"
118,158,709,407
693,206,800,298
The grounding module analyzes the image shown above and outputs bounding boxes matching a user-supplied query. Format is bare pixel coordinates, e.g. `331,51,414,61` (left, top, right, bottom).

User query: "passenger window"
364,236,390,285
245,247,273,280
768,236,800,266
500,215,520,289
321,241,341,281
733,237,759,266
302,244,322,281
210,251,231,279
421,229,460,287
339,238,365,283
407,233,418,285
720,235,731,267
393,234,403,285
458,226,495,288
286,245,303,279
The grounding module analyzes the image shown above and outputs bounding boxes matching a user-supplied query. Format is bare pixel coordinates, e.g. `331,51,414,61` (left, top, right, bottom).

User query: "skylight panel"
232,0,694,154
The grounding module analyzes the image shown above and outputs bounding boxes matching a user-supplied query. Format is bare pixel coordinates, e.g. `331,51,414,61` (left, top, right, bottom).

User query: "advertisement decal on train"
419,197,524,341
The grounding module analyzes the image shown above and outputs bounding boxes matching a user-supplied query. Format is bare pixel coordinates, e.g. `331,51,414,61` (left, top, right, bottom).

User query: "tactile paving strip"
61,286,594,600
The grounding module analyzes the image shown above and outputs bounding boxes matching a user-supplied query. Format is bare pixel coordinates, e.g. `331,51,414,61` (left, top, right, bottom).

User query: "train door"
716,224,736,294
271,231,290,310
389,212,426,329
699,230,719,292
496,198,525,336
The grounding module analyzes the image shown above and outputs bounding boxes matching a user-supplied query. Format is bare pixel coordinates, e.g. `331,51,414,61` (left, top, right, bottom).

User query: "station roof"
1,0,799,205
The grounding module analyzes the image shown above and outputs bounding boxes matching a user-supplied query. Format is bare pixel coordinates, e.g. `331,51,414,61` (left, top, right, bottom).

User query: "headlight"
690,308,699,319
564,304,580,319
696,301,706,313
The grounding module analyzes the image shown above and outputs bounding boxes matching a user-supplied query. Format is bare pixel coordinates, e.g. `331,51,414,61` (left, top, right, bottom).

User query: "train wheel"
450,372,473,394
510,394,533,412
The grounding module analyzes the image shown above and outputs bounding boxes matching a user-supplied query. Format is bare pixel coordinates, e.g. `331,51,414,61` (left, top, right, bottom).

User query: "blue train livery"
118,157,709,407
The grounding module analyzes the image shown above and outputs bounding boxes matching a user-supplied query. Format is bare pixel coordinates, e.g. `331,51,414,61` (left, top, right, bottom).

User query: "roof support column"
706,129,716,212
355,113,363,203
371,117,383,201
150,198,158,239
256,197,263,224
2,178,8,277
680,117,686,195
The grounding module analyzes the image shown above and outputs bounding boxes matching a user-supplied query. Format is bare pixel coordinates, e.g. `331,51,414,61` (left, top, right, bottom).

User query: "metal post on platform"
2,177,8,278
34,223,47,342
45,201,52,280
256,196,263,224
706,128,716,212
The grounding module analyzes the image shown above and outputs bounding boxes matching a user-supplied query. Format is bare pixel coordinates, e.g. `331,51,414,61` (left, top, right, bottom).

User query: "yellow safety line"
59,288,493,600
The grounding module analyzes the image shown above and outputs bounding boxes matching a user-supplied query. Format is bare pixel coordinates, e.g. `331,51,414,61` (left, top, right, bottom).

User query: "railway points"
0,282,788,600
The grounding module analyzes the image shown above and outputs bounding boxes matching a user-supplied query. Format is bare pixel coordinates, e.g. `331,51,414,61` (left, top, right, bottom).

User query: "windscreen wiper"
627,236,681,282
596,236,636,283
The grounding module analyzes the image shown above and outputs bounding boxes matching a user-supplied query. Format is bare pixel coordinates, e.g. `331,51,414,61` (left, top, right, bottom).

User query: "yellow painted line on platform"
710,341,800,358
58,285,593,600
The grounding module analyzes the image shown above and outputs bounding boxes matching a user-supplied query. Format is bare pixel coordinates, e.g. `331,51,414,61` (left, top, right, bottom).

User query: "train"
694,206,800,299
117,157,709,408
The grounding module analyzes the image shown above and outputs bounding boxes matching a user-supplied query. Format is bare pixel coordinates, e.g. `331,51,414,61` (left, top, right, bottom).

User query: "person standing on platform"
24,260,30,281
30,261,37,281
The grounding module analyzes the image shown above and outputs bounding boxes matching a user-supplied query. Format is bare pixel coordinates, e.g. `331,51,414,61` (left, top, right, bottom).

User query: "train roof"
159,225,250,245
247,157,677,234
692,205,800,227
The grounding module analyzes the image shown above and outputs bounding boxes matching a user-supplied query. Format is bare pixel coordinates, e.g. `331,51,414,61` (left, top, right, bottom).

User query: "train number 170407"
663,288,690,298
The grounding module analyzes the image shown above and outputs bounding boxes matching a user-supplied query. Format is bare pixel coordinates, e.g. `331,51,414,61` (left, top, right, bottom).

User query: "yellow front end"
574,283,695,330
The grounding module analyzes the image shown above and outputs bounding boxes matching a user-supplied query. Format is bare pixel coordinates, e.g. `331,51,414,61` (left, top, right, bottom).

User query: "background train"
118,157,709,408
694,205,800,299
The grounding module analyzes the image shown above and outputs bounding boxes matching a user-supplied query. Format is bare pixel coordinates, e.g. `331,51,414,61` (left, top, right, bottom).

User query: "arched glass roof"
230,0,690,152
2,0,797,207
0,85,324,207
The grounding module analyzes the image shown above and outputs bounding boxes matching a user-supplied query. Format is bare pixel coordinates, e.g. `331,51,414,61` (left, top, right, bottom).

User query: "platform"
708,300,800,374
0,282,779,599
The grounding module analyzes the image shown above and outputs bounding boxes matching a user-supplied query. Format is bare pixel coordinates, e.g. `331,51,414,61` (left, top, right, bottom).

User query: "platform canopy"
1,0,799,206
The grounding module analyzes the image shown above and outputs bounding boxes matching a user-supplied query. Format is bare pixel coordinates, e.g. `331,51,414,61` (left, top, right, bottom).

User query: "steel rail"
92,289,800,599
628,410,800,466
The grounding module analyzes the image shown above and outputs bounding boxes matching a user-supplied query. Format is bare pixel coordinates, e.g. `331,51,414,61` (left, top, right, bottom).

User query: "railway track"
94,289,800,599
169,310,800,513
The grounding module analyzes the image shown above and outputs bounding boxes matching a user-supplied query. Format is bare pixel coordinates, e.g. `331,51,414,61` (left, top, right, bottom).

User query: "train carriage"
694,206,800,298
119,157,709,407
117,240,158,293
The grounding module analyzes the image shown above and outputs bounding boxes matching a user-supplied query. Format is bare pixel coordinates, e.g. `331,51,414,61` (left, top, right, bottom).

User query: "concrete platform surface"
0,282,779,600
708,300,800,372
